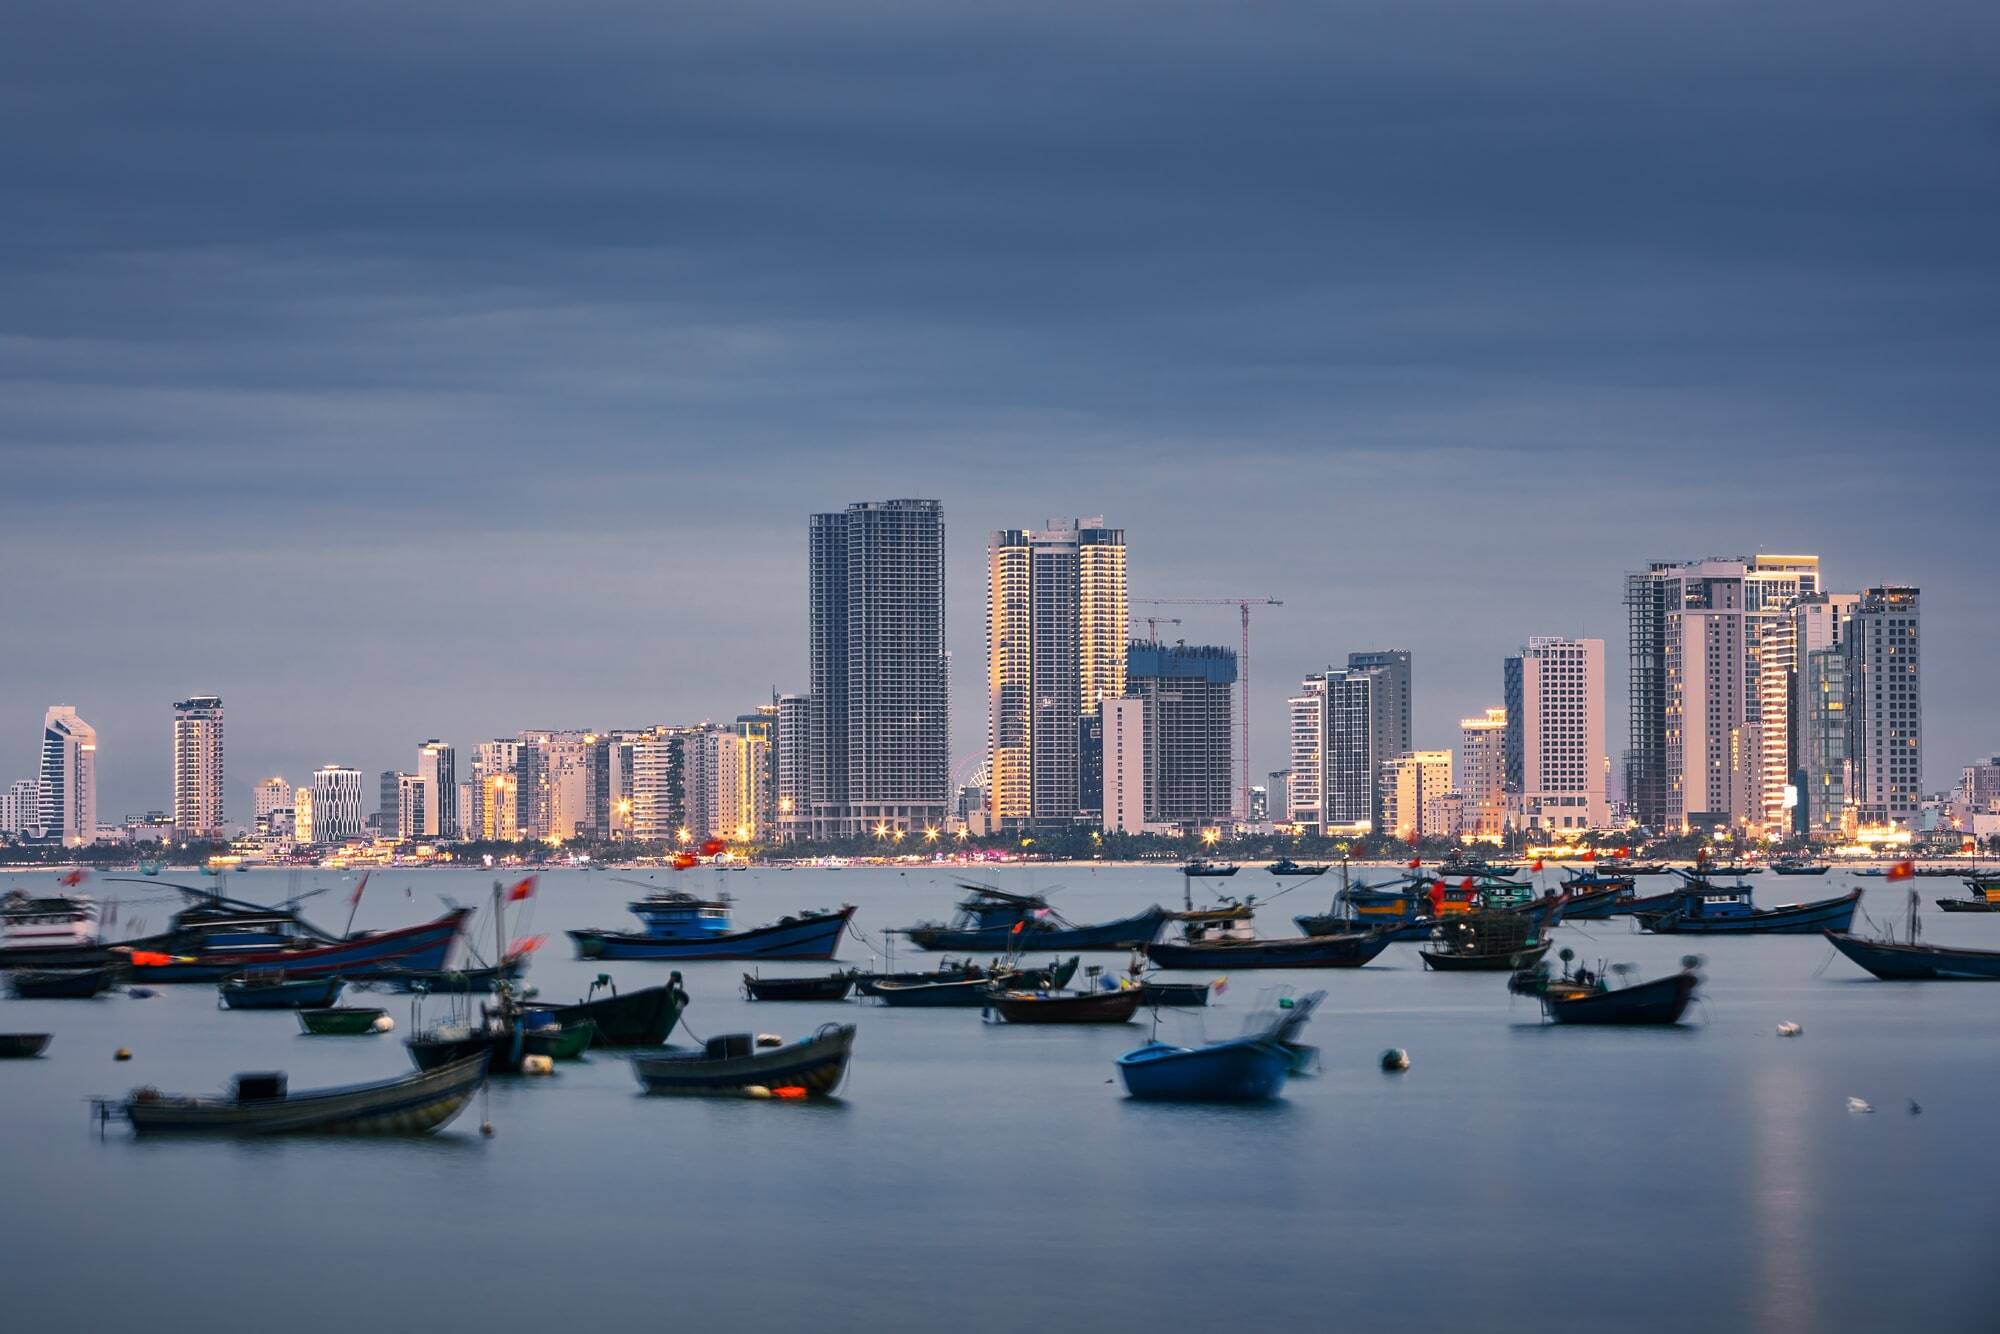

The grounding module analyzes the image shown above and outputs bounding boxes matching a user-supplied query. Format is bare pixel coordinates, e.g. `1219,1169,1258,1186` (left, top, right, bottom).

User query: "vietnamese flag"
1406,857,1422,869
1616,847,1631,858
1885,860,1915,883
1427,881,1445,910
1459,878,1476,891
672,853,697,870
1531,858,1545,873
59,869,88,888
506,875,537,902
1963,839,1977,853
700,838,726,857
507,935,547,957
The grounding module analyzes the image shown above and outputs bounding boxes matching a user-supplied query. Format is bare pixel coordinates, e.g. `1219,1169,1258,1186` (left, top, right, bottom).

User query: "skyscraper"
39,706,97,847
808,499,949,838
1380,750,1452,841
1100,696,1147,833
774,693,812,843
252,776,291,837
1518,637,1608,832
1347,650,1412,826
1785,592,1860,836
986,517,1127,830
172,695,224,837
417,741,457,839
1458,708,1509,837
1,779,40,837
1126,642,1235,827
1286,667,1376,834
310,765,364,843
1844,586,1922,828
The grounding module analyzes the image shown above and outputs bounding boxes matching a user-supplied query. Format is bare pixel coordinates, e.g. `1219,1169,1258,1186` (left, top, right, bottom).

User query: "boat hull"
744,973,855,1002
0,1033,52,1058
1635,889,1861,935
632,1024,855,1098
1824,932,2000,980
1116,1038,1290,1102
523,1020,597,1060
297,1007,387,1035
1138,980,1213,1007
570,907,854,961
901,906,1168,953
1557,885,1635,920
521,982,688,1047
120,1053,488,1135
986,988,1143,1024
1545,972,1698,1024
130,910,470,982
8,966,121,999
220,978,345,1010
1144,931,1394,970
1421,940,1552,972
370,959,527,994
864,977,999,1007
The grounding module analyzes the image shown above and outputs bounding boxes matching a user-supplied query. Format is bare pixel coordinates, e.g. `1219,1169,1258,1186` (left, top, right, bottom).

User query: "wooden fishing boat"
0,1033,52,1058
519,973,689,1047
743,972,855,1002
1144,930,1394,970
899,886,1168,952
1265,859,1329,877
569,891,855,961
1936,879,2000,913
219,974,345,1010
1115,1036,1290,1102
1181,860,1240,877
1137,979,1215,1007
1552,882,1630,920
297,1007,388,1035
99,1052,489,1136
1511,953,1701,1024
1771,862,1831,876
1633,883,1861,935
8,966,121,999
1419,911,1549,972
853,955,1076,997
126,908,471,983
523,1018,597,1060
984,986,1143,1024
631,1023,855,1098
1173,898,1257,944
1826,889,2000,979
866,975,1003,1007
369,958,528,994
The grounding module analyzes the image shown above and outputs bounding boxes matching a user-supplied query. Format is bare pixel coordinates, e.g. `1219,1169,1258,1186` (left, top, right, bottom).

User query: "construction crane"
1133,597,1283,822
1127,615,1182,644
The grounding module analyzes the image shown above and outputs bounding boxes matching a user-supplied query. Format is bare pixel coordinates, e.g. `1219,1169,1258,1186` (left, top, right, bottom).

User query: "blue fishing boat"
1511,952,1702,1024
1632,878,1860,935
127,908,471,982
1144,929,1394,970
219,974,345,1010
899,885,1168,952
1556,877,1636,919
569,892,855,961
1825,890,2000,979
1116,1036,1291,1102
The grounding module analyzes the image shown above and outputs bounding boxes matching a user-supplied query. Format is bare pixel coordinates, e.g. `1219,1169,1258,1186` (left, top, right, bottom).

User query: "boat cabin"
629,892,735,941
0,892,99,951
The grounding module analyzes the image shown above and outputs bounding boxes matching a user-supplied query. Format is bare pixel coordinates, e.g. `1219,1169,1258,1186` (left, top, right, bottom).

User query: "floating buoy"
772,1085,808,1100
754,1033,783,1049
744,1085,773,1099
127,987,158,1000
114,1048,132,1061
521,1054,555,1076
1908,1099,1923,1116
480,1121,495,1137
371,1015,395,1033
1380,1048,1410,1072
1776,1021,1802,1037
1846,1096,1873,1114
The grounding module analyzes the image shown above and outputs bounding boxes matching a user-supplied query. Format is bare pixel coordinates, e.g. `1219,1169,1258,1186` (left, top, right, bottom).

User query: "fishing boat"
524,1018,597,1060
632,1023,856,1099
1418,911,1550,972
1555,878,1636,920
8,966,121,999
866,975,1006,1007
1701,864,1764,877
898,885,1168,952
4,879,330,971
985,984,1143,1024
1137,978,1216,1007
1295,907,1435,943
569,891,854,961
1826,891,2000,979
1511,949,1702,1024
1935,879,2000,913
1145,929,1394,970
1632,879,1861,935
0,891,100,963
1771,859,1831,876
1181,860,1239,877
368,958,529,994
519,972,690,1047
1266,859,1328,877
1115,1036,1291,1102
97,1052,489,1136
297,1007,389,1035
1173,896,1257,945
0,1033,52,1058
743,972,856,1002
856,956,1077,1005
219,974,345,1010
126,907,472,982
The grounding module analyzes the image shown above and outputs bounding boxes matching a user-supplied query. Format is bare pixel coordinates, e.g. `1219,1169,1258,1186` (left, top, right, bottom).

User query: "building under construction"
1125,642,1236,830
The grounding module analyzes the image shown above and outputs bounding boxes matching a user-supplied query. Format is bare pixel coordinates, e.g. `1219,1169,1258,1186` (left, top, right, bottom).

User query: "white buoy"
371,1015,395,1033
745,1085,773,1099
522,1054,555,1076
1846,1096,1873,1114
1776,1021,1802,1037
754,1033,784,1049
1380,1048,1410,1072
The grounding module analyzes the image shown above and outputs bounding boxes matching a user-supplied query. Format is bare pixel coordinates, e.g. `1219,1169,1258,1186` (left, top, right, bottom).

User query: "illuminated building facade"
1347,651,1412,827
252,776,290,838
1457,708,1509,837
1380,749,1452,841
171,695,225,837
39,706,97,846
1286,668,1376,833
417,741,457,839
310,765,364,843
1518,637,1608,831
1844,586,1921,828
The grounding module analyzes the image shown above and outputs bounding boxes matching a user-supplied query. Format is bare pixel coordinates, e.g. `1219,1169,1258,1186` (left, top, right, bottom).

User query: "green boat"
522,1019,596,1060
519,973,690,1048
297,1007,389,1036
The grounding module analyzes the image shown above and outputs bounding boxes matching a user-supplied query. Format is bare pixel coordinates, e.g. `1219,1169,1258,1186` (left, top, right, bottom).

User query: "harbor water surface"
4,865,1998,1332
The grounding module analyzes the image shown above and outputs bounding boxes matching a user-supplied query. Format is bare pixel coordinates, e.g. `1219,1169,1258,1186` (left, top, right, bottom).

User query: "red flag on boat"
1459,878,1475,891
507,935,547,957
1531,858,1545,873
506,875,537,902
1406,857,1421,869
59,869,87,888
1616,847,1631,858
349,872,370,907
1427,881,1445,909
1010,920,1026,935
1885,860,1915,883
1581,849,1597,863
672,852,697,870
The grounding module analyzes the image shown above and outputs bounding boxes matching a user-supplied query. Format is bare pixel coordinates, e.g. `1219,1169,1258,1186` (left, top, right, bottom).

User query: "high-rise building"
470,740,522,841
39,706,97,847
1380,750,1452,841
626,726,689,843
396,773,428,841
1,779,40,837
1784,593,1860,837
1518,637,1608,832
774,693,812,843
1101,695,1147,833
171,695,224,837
1627,555,1820,832
252,776,290,837
1957,757,2000,821
1458,708,1509,837
1286,668,1377,834
985,518,1127,831
808,499,949,838
417,741,457,839
310,765,364,843
1502,655,1524,794
1844,586,1922,828
1347,650,1412,825
514,730,593,842
1126,643,1235,828
292,784,314,844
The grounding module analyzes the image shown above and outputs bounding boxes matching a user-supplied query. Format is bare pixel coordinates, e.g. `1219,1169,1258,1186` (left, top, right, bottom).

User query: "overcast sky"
5,1,1997,819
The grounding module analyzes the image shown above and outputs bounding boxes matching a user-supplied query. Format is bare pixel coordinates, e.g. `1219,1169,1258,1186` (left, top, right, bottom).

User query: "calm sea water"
3,865,1997,1333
